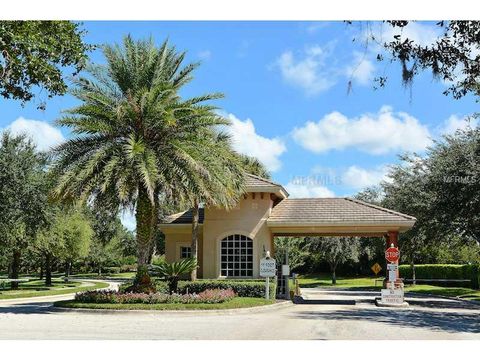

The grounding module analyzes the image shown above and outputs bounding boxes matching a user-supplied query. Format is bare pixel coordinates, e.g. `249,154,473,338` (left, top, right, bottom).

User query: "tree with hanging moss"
349,21,480,99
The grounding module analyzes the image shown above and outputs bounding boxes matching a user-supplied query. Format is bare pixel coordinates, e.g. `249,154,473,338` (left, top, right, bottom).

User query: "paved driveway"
0,287,479,340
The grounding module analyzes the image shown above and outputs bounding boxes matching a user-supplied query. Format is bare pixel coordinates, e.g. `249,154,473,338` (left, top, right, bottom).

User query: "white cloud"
4,117,65,151
360,22,440,51
439,114,479,135
226,114,286,172
275,44,338,95
198,50,212,60
341,165,390,189
345,51,375,86
292,106,432,155
305,22,329,34
285,182,335,198
381,22,440,48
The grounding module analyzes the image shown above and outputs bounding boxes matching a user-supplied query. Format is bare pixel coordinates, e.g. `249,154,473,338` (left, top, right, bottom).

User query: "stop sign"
385,247,400,263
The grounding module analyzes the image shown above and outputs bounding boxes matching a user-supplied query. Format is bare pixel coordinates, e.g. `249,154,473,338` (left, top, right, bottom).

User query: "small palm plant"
152,258,198,294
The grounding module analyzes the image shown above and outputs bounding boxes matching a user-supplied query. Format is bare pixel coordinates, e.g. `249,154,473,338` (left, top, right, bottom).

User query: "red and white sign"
385,247,400,263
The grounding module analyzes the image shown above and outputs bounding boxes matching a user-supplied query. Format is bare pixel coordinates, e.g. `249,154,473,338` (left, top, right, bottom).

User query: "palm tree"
238,154,271,179
151,257,198,293
51,35,233,290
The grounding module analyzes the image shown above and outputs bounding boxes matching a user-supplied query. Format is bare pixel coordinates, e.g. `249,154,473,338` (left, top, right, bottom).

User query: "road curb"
405,291,480,309
52,299,294,315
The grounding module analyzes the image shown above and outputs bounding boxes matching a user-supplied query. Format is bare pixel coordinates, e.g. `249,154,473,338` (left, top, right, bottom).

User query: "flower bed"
75,288,236,304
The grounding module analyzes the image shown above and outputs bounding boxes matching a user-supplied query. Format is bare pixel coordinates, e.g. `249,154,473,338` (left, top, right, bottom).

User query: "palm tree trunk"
134,185,155,289
190,199,200,281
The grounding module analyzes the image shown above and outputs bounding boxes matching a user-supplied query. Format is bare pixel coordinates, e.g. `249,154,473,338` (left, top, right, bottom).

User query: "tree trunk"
39,265,44,280
65,261,71,281
411,261,416,286
331,264,337,285
190,199,200,281
10,250,21,290
45,254,52,286
169,277,179,294
134,185,155,289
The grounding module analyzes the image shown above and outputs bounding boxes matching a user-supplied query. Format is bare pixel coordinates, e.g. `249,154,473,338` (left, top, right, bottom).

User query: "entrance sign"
385,246,400,263
260,256,276,300
371,263,382,275
260,257,276,277
381,288,404,304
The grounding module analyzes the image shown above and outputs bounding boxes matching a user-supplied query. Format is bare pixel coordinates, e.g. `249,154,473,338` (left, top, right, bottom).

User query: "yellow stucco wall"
162,226,204,278
160,192,274,279
202,193,273,279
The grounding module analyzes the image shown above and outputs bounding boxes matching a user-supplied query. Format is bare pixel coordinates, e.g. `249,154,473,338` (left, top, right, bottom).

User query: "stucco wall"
162,227,204,278
202,193,274,279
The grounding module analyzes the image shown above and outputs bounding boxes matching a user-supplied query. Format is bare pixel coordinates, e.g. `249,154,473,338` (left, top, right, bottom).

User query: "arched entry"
220,234,253,277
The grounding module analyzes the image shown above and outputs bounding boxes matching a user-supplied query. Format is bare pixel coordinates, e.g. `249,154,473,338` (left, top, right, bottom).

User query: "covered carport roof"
267,197,416,236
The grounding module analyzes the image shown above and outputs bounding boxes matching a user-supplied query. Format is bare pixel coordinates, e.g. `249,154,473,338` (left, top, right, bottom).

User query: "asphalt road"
0,287,479,340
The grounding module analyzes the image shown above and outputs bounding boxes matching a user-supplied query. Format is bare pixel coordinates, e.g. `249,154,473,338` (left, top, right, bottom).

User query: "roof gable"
245,173,289,198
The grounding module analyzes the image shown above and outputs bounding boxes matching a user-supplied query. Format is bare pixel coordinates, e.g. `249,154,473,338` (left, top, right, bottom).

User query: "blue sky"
1,21,478,228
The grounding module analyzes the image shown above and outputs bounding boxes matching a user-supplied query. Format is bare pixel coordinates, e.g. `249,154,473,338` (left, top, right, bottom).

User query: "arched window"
220,234,253,277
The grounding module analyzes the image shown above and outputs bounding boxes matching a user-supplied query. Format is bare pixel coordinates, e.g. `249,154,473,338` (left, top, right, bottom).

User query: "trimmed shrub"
75,288,236,304
156,279,277,298
119,264,137,273
103,266,121,274
399,264,479,289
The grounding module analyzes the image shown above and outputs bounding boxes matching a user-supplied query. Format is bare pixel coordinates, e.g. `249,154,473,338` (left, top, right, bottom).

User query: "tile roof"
245,173,289,198
268,197,416,225
165,208,205,225
245,173,282,188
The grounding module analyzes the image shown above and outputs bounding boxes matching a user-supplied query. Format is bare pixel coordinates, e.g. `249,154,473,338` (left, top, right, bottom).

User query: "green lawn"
0,278,109,300
294,273,480,302
54,297,275,310
294,273,383,289
69,272,136,280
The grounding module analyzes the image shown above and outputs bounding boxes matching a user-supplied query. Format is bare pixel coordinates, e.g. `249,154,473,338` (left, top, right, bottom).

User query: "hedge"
399,264,479,289
153,279,277,298
75,288,236,304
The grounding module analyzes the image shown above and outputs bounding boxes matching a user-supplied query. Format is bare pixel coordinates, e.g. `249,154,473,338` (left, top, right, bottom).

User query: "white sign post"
260,253,276,300
387,263,398,283
380,263,405,305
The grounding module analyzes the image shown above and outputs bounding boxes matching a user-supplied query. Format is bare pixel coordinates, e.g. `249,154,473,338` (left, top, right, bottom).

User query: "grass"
54,297,275,310
294,273,480,302
294,273,384,289
69,272,136,280
405,285,480,301
0,278,109,300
